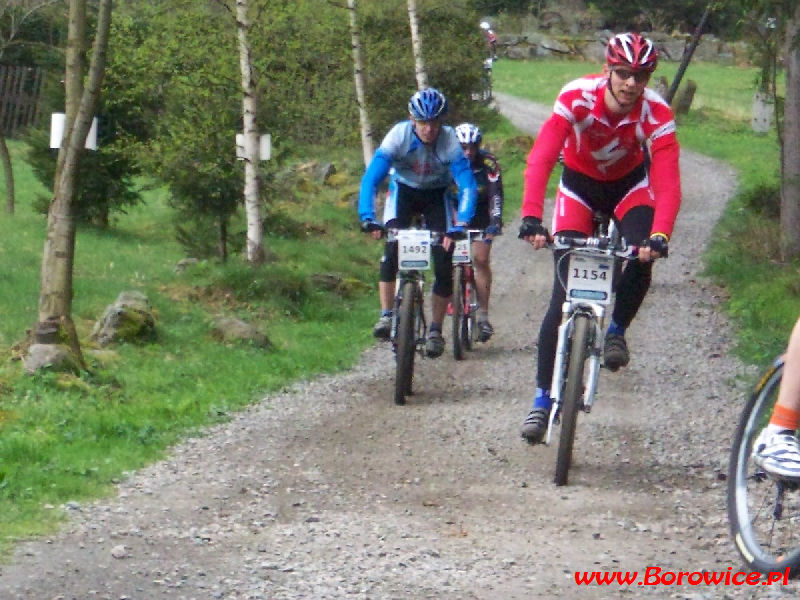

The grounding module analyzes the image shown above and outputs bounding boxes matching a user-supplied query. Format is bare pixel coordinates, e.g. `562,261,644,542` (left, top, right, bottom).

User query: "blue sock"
607,320,625,336
381,309,393,318
429,323,442,334
532,387,552,411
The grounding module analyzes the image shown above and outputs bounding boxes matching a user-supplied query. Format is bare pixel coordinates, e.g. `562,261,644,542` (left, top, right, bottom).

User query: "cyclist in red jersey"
518,32,682,444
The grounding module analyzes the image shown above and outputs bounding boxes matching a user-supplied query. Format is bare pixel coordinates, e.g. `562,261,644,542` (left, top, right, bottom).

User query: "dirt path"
1,93,790,600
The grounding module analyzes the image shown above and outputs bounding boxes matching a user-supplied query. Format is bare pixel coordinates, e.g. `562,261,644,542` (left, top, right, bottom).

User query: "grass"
0,141,379,556
493,57,793,365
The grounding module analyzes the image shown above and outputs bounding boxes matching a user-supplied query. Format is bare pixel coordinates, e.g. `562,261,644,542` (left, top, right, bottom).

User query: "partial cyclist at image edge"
518,32,682,444
752,315,800,480
359,87,478,358
453,122,504,342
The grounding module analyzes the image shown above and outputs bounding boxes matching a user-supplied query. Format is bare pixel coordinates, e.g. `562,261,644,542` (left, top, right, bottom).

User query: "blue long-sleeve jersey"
358,121,477,226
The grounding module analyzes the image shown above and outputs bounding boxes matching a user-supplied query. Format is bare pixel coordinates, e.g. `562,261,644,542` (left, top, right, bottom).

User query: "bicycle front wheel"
727,359,800,577
452,267,466,361
554,314,591,486
463,270,476,351
394,280,416,405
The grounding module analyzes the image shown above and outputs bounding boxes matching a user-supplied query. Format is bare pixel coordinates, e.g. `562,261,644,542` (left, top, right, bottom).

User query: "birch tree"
406,0,427,89
235,0,265,264
781,2,800,258
34,0,112,362
346,0,374,165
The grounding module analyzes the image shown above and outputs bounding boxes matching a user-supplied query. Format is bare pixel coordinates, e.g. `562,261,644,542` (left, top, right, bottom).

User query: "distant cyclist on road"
518,32,682,443
359,88,478,358
453,122,504,342
480,21,498,59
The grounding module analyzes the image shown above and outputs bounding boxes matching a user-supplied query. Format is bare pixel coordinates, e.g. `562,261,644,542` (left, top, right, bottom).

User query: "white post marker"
50,113,98,150
235,133,271,161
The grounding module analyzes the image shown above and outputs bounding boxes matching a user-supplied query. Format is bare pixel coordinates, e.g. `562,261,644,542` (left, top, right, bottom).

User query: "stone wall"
497,30,752,66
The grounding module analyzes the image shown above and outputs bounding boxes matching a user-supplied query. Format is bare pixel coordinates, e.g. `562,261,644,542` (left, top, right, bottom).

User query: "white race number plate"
397,229,432,270
567,253,614,305
452,238,471,264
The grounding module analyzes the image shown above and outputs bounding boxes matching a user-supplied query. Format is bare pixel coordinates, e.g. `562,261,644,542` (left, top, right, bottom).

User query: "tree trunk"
236,0,265,265
36,0,112,365
780,3,800,259
347,0,374,165
407,0,427,89
0,134,14,214
219,216,228,262
664,3,712,105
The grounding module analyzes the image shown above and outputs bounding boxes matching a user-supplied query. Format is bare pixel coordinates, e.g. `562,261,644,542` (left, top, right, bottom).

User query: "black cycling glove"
518,216,549,240
645,233,669,258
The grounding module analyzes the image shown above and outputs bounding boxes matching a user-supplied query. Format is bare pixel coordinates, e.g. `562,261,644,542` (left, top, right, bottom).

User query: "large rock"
23,344,81,374
211,316,272,349
90,291,156,347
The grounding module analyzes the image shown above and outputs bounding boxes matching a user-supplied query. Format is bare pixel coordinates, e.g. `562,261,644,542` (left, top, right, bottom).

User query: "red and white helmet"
606,33,658,72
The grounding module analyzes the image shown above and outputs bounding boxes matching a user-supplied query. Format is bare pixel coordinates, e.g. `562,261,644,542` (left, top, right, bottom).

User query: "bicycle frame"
390,269,427,352
545,219,635,446
451,230,483,359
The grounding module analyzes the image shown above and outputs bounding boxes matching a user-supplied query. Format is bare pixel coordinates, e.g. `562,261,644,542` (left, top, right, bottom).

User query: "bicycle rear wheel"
554,314,591,486
394,280,416,405
452,267,466,360
727,360,800,577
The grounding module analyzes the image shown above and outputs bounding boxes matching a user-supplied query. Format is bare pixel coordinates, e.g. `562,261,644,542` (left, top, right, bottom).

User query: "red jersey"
522,74,681,237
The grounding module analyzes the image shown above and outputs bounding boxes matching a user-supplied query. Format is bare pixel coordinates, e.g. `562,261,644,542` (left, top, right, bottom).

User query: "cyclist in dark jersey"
359,88,477,358
454,123,504,342
518,33,682,443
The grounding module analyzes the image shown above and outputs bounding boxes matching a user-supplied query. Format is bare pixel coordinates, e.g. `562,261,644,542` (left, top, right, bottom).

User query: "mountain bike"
727,356,800,578
450,230,482,360
389,226,441,405
544,215,637,486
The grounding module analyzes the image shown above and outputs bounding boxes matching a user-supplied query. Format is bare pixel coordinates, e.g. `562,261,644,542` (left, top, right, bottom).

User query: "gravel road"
2,92,794,600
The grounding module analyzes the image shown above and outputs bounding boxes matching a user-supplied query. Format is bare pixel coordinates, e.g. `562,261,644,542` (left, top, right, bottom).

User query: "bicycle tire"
394,280,416,405
452,267,465,360
554,314,591,486
727,359,800,577
464,276,477,350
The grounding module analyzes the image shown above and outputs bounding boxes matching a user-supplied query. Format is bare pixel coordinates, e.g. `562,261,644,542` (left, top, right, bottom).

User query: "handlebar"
361,221,479,243
549,234,639,260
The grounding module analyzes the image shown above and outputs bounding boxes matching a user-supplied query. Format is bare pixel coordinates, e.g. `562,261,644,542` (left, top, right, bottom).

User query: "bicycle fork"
545,303,606,445
392,276,427,354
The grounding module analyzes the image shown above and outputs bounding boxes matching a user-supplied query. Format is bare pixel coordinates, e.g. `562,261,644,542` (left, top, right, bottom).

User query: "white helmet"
455,123,482,145
480,21,490,30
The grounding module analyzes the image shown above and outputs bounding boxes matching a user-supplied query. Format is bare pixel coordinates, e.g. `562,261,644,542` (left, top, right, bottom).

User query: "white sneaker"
752,428,800,480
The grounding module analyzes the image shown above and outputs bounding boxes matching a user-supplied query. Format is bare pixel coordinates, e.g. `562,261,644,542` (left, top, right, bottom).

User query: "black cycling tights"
536,206,653,390
379,241,454,298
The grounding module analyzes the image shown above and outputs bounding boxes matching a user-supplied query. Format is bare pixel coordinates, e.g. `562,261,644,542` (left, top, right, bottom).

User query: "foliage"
358,0,494,136
20,7,144,227
0,1,66,69
466,0,532,16
101,0,497,255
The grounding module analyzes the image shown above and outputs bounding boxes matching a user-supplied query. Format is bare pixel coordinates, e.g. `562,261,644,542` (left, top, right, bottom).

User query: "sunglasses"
612,69,650,84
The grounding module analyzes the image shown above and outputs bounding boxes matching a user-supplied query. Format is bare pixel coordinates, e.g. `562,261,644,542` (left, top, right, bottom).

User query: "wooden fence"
0,64,43,137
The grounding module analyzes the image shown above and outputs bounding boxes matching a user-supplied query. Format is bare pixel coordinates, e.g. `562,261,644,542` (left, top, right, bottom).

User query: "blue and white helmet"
455,123,482,145
408,88,448,121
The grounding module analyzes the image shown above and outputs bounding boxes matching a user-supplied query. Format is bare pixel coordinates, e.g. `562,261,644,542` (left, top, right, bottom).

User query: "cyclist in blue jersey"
359,88,478,358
